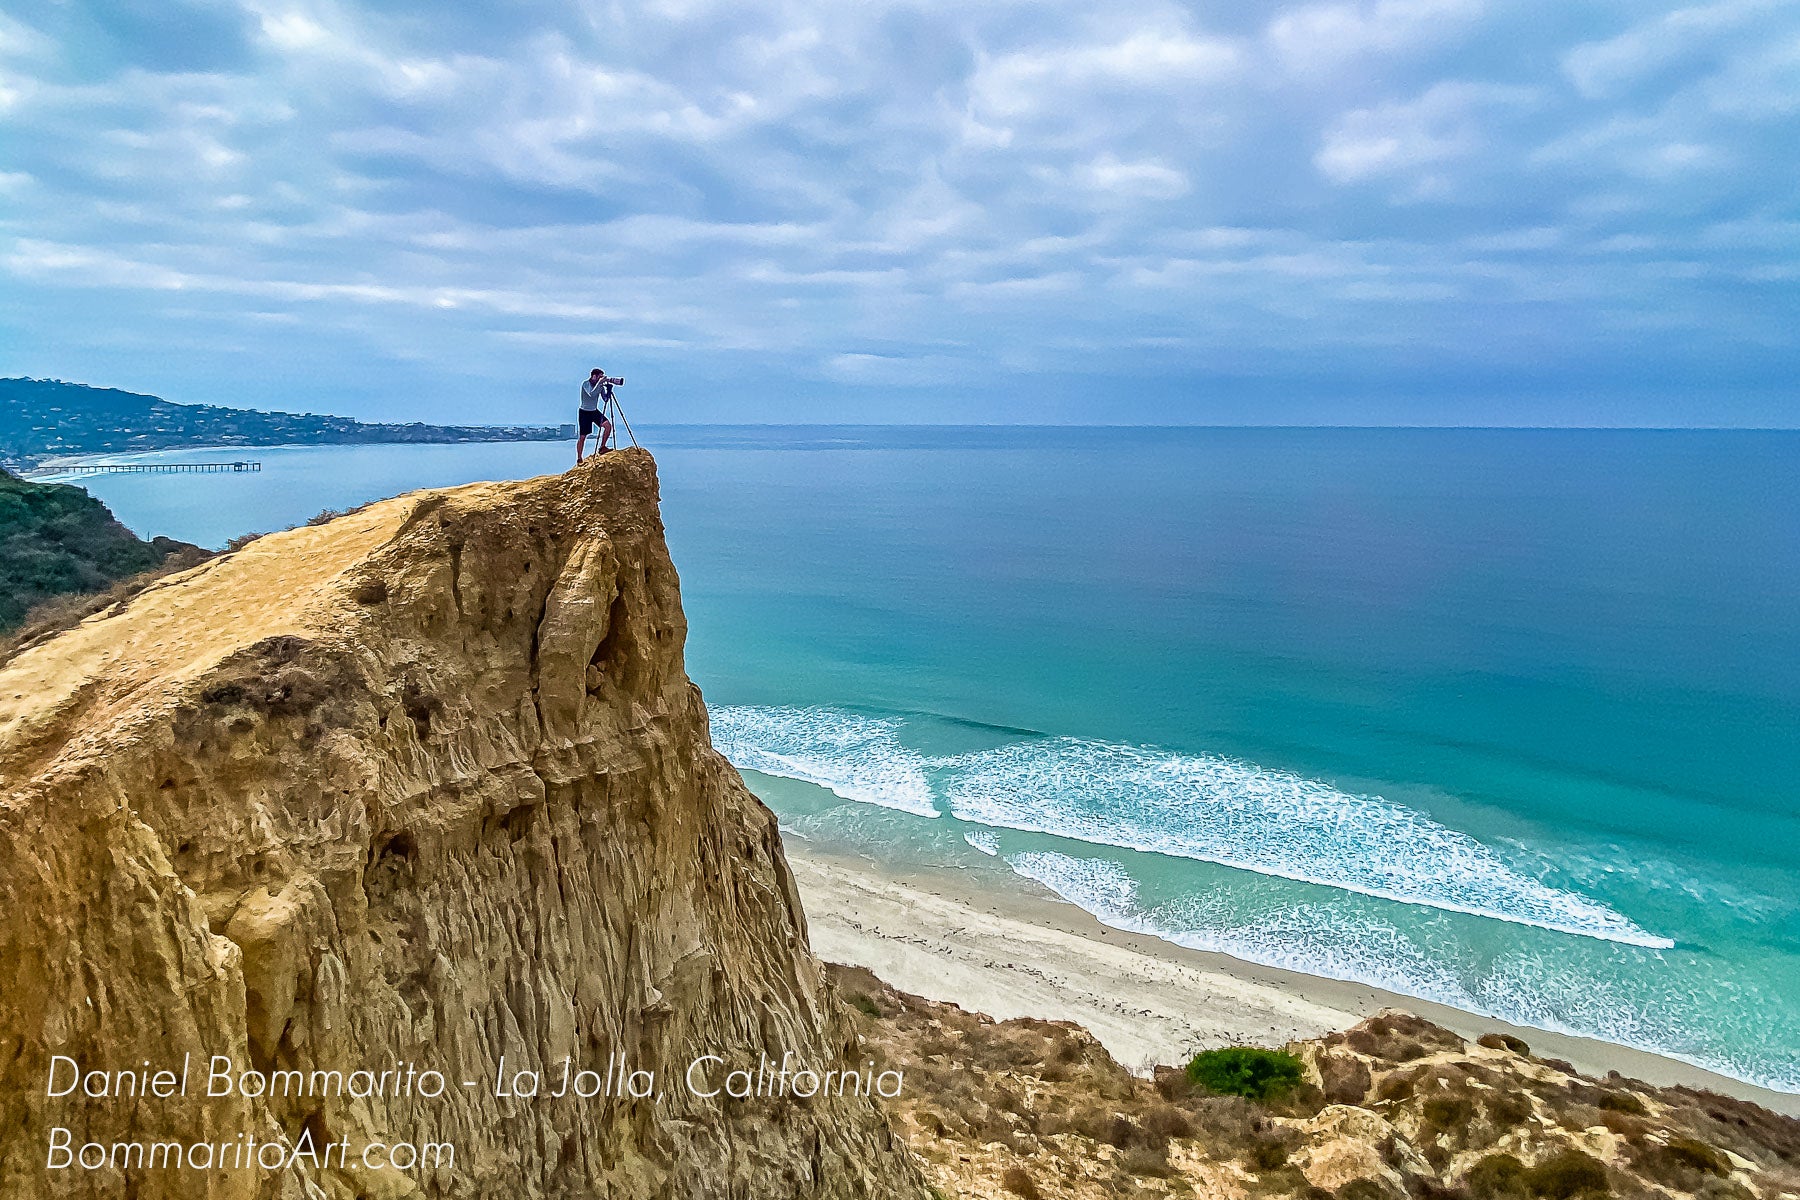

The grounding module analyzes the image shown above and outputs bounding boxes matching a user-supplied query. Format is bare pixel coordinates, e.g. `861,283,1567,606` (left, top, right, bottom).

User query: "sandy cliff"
0,450,924,1199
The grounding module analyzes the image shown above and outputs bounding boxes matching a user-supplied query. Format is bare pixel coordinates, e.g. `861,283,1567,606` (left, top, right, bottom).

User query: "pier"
51,461,262,477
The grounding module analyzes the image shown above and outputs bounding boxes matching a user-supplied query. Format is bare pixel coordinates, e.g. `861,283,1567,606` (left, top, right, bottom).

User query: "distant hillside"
0,469,203,633
1,378,570,469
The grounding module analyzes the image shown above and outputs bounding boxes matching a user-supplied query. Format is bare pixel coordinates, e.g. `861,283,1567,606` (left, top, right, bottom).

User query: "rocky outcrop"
833,965,1800,1200
0,450,924,1199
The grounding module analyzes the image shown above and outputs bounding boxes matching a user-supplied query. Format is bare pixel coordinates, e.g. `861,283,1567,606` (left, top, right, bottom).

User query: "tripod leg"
613,399,639,448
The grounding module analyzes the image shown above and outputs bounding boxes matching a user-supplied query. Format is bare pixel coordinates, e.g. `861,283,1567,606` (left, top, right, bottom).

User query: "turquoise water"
51,428,1800,1091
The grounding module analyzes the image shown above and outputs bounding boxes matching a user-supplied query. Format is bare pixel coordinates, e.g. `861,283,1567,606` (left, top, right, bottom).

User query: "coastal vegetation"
0,377,567,470
0,468,203,638
1187,1047,1308,1101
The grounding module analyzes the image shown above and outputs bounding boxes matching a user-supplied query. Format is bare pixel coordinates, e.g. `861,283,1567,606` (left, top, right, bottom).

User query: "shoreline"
17,434,568,477
786,842,1800,1117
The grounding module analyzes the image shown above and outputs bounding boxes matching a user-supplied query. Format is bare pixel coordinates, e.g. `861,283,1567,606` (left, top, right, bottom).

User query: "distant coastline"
23,442,566,480
1,377,572,472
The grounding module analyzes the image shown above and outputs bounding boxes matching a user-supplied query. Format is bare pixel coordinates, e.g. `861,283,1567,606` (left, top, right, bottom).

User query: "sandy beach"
788,844,1800,1117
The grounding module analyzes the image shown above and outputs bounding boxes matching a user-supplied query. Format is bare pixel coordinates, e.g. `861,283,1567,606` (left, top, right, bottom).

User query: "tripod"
602,388,639,449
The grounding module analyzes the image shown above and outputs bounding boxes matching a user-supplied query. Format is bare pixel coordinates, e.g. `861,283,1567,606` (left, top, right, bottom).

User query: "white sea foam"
1007,848,1798,1093
1006,849,1478,1009
964,829,1002,856
1009,850,1141,921
712,705,1670,948
936,736,1672,948
711,705,939,817
717,705,1788,1092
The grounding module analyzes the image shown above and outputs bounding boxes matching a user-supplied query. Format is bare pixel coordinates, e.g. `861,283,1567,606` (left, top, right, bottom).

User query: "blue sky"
1,0,1796,426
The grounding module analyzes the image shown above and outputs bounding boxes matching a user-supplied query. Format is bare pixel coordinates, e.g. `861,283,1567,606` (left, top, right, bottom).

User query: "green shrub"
1185,1046,1305,1101
847,993,882,1018
0,470,191,631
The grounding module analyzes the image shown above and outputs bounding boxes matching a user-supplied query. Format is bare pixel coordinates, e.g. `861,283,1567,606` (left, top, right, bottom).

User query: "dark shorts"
579,408,611,435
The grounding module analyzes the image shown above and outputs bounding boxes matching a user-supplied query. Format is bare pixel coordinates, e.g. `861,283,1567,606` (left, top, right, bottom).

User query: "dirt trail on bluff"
0,449,924,1200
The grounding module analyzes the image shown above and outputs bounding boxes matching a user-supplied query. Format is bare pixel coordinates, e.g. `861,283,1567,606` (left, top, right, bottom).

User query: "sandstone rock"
1289,1105,1409,1193
0,450,925,1199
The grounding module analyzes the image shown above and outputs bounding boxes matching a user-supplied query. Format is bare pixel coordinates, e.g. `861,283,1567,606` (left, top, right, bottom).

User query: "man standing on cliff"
577,368,616,464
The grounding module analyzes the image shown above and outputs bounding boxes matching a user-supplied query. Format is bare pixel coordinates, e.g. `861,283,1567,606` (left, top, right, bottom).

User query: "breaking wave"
1005,848,1797,1094
712,704,1670,948
1006,849,1479,1008
710,705,939,818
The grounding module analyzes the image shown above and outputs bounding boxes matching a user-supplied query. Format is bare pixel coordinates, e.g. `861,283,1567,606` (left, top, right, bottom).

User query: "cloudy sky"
1,0,1796,425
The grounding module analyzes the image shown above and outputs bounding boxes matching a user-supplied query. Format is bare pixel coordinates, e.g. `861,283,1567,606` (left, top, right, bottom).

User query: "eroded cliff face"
0,450,924,1200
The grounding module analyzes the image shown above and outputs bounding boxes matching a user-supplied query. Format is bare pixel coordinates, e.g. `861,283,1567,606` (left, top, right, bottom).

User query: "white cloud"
970,26,1241,121
1034,155,1190,203
0,12,55,61
1316,82,1536,187
1267,0,1485,73
1562,0,1780,98
258,11,333,51
0,0,1796,422
821,352,962,386
1699,31,1800,117
1533,116,1728,179
1462,226,1563,252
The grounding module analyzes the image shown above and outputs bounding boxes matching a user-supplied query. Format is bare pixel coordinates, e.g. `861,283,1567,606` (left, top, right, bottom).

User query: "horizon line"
628,421,1800,432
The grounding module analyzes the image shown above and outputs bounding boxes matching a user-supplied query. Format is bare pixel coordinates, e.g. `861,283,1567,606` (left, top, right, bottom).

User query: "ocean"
47,426,1800,1092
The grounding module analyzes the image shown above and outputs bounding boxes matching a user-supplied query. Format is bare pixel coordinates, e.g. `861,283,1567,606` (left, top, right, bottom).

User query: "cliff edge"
0,449,924,1199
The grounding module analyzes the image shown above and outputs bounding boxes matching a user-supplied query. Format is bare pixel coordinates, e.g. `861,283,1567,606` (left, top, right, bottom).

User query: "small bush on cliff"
1119,1143,1174,1177
1664,1136,1730,1176
1485,1091,1534,1127
1596,1090,1647,1116
1245,1126,1300,1170
1631,1135,1732,1190
1185,1047,1305,1101
1467,1153,1528,1199
1141,1104,1194,1143
1423,1093,1478,1133
1523,1150,1610,1198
